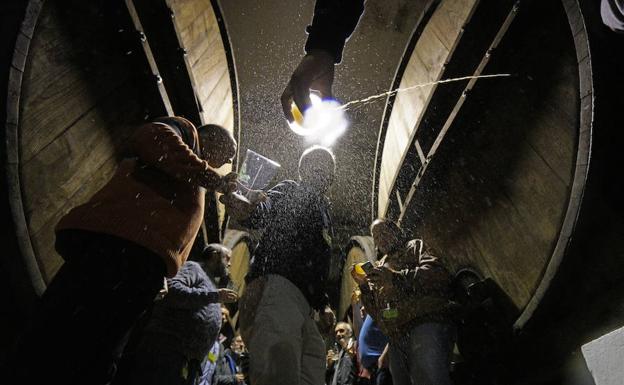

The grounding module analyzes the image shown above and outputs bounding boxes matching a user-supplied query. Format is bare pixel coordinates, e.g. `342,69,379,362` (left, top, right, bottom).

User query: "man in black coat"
213,334,248,385
282,0,365,122
222,146,337,385
326,322,357,385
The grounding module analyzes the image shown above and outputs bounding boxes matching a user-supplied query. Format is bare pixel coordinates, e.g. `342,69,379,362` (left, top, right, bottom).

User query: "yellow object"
291,101,304,125
354,262,366,276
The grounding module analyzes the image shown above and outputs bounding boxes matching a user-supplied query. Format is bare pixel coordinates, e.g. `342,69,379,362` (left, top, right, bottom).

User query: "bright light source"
288,94,349,147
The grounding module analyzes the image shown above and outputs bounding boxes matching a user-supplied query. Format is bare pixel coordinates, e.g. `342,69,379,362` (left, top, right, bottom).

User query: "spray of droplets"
290,73,512,147
337,73,512,111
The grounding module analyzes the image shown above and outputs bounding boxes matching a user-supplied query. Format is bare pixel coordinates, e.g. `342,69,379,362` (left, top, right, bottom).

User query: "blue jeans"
388,322,455,385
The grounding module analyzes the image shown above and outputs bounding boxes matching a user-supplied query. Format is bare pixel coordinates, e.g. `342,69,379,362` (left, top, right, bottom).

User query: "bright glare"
288,94,349,147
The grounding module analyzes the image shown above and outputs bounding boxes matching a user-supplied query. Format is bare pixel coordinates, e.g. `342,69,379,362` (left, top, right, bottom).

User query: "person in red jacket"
9,116,237,385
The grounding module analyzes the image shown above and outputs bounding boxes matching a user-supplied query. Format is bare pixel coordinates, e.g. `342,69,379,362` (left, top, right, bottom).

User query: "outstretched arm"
161,264,219,308
131,122,225,191
281,0,365,121
305,0,366,64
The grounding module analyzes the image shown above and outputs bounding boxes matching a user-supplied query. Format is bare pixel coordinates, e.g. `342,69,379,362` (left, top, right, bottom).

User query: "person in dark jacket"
222,145,337,385
9,117,238,385
281,0,365,122
213,334,248,385
125,244,238,385
351,219,455,385
326,322,357,385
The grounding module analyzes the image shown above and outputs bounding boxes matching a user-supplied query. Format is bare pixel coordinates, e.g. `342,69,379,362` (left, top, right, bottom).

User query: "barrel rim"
5,0,46,296
513,0,593,330
371,0,594,329
222,228,253,251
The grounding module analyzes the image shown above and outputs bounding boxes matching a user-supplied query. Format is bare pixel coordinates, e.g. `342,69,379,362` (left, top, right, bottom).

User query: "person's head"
221,305,230,324
334,322,353,343
370,218,405,255
198,124,237,168
198,243,232,279
298,145,335,192
230,334,245,355
154,116,203,153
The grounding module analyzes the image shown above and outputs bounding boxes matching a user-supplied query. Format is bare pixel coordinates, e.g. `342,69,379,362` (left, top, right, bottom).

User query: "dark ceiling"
220,0,430,237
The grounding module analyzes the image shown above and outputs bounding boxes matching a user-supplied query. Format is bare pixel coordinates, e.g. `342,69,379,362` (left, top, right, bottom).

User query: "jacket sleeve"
213,374,238,385
305,0,365,63
358,283,383,323
213,351,239,385
162,264,219,308
243,181,296,229
391,248,452,296
131,122,223,190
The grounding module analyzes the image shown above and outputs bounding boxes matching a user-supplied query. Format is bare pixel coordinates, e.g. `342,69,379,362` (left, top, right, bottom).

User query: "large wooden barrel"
222,229,253,327
373,0,593,329
337,236,376,321
222,229,253,299
4,0,238,294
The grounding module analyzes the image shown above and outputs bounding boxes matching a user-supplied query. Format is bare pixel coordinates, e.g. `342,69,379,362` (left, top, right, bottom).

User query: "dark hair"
370,218,402,236
199,243,230,262
298,145,336,180
198,124,236,146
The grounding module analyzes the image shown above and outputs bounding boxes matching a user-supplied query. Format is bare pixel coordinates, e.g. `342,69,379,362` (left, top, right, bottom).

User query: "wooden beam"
394,0,520,223
124,0,174,116
131,0,202,125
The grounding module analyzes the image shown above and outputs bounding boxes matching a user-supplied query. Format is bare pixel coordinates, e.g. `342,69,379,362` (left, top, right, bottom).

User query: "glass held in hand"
237,149,281,195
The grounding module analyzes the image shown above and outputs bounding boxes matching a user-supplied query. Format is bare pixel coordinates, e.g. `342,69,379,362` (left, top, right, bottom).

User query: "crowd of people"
4,109,457,385
5,1,464,384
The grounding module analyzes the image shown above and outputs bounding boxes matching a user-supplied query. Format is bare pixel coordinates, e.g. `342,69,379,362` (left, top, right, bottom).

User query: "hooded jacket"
56,117,223,277
142,261,222,360
359,239,454,339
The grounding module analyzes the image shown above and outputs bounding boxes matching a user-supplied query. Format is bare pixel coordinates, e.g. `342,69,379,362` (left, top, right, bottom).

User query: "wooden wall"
338,236,375,320
223,229,251,298
169,0,234,132
168,0,236,224
18,1,150,282
377,0,478,218
12,0,237,284
376,0,585,311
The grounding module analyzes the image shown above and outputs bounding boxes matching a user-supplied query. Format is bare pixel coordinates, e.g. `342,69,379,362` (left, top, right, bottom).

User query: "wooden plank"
181,12,220,61
187,26,221,67
192,49,226,87
410,121,573,310
22,81,142,236
197,61,228,104
169,0,206,31
212,88,234,127
502,140,570,241
466,199,546,307
413,30,448,74
524,107,576,185
19,5,132,162
30,159,118,282
133,0,201,123
200,68,231,119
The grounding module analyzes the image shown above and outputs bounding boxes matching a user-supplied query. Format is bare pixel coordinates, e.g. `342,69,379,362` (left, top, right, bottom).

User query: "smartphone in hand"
360,261,375,275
